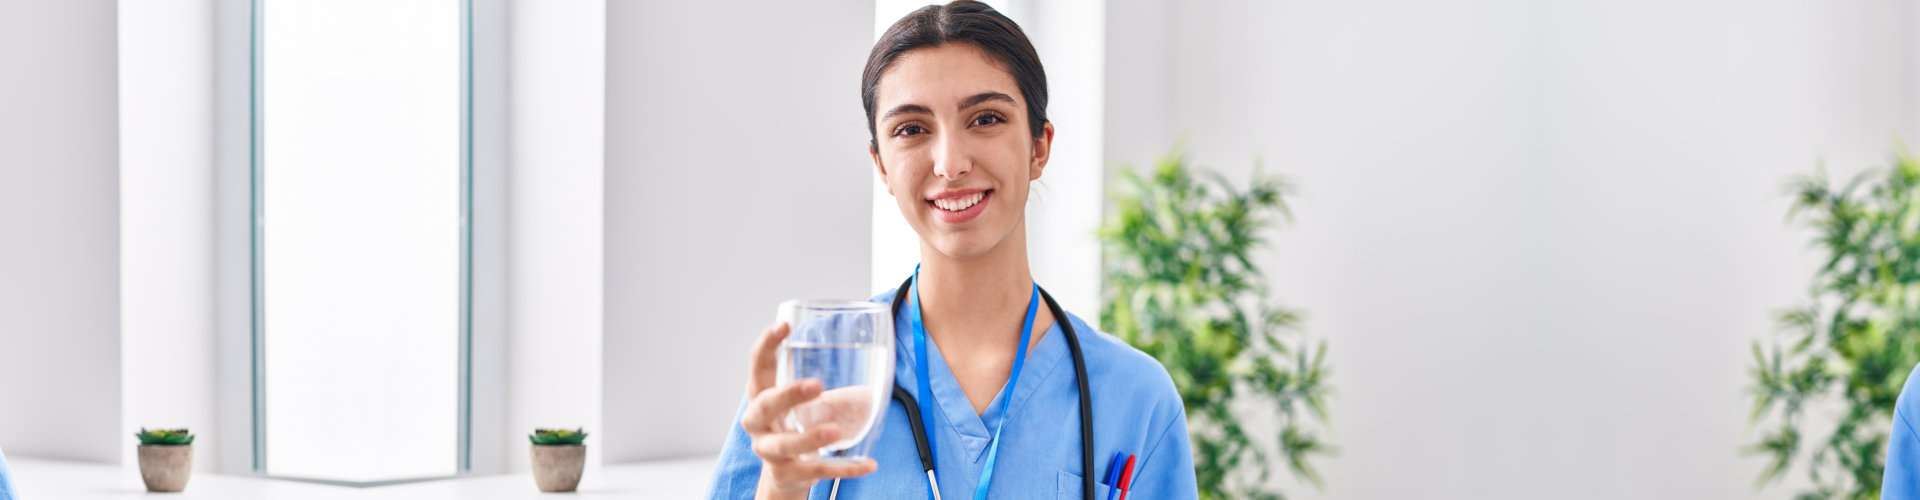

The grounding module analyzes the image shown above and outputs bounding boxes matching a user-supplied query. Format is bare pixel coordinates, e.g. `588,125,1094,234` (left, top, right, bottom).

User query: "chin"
926,230,1001,262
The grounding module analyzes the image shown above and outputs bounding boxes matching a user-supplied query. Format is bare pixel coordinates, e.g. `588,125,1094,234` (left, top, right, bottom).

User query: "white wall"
503,0,606,473
1107,1,1917,499
117,0,218,472
603,0,877,462
0,0,124,464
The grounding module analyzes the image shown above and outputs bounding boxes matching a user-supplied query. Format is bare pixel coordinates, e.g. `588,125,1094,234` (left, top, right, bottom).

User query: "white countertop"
7,456,717,499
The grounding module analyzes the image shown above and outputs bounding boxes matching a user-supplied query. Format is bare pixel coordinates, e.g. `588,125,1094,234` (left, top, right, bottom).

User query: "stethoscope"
829,274,1095,500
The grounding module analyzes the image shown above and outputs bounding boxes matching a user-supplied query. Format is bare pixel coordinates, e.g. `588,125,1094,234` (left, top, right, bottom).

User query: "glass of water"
775,300,895,463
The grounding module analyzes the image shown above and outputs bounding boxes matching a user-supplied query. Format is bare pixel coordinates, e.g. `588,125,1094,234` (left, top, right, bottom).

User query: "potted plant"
529,428,587,492
1749,147,1920,499
133,428,193,492
1100,147,1333,500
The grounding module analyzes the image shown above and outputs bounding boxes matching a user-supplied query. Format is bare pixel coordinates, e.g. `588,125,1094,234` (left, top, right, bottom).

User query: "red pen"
1116,454,1137,500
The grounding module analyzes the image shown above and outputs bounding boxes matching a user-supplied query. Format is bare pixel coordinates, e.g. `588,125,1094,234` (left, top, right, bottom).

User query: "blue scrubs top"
1888,363,1920,497
0,445,15,500
706,288,1199,499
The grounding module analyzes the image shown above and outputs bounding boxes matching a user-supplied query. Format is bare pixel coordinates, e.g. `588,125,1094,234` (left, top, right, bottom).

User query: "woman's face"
870,43,1053,262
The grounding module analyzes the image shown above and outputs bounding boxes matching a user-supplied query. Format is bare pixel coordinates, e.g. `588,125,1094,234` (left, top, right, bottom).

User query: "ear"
1029,121,1055,181
870,140,893,196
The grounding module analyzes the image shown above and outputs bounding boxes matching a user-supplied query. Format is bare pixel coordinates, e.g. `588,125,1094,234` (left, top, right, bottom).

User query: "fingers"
751,424,842,459
742,320,880,490
762,457,879,485
745,321,790,397
740,378,821,435
792,458,879,479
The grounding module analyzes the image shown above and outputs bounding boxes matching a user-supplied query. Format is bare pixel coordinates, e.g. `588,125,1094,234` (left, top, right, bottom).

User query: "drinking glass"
775,300,895,463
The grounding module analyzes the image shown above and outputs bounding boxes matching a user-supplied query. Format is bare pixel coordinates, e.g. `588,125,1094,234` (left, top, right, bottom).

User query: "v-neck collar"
895,301,1072,464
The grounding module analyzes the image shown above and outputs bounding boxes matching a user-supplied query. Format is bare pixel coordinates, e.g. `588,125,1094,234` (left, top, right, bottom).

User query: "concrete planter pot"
137,444,192,492
531,444,585,492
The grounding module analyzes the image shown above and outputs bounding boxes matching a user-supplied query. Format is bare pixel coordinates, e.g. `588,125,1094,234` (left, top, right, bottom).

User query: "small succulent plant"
135,428,194,445
529,428,588,446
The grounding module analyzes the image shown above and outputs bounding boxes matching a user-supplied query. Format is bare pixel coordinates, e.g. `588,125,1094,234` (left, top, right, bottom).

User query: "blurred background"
2,0,1917,498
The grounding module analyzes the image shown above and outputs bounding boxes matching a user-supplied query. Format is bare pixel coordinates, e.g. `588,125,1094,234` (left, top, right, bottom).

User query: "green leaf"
1101,145,1330,499
134,427,195,446
1750,143,1920,500
529,427,589,445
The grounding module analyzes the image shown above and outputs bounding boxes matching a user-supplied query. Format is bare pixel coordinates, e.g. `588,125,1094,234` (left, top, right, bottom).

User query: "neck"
916,221,1034,350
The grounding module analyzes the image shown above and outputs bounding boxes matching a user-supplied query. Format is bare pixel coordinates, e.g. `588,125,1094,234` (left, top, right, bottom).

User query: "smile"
926,189,992,224
932,191,986,212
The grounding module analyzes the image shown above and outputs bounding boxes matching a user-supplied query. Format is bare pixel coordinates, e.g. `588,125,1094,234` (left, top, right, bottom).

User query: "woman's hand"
743,321,880,499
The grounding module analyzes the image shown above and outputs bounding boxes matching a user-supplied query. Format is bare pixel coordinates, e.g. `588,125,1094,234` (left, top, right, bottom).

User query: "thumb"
746,321,790,396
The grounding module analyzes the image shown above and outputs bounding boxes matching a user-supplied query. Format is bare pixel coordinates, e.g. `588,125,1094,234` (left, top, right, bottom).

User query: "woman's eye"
972,114,1003,127
893,124,926,137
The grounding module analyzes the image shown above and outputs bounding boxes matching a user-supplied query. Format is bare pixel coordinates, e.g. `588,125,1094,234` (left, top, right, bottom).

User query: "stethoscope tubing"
826,277,1093,500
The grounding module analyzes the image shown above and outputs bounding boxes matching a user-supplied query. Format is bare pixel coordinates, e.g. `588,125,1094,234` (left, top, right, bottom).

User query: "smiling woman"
705,2,1198,500
870,47,1045,253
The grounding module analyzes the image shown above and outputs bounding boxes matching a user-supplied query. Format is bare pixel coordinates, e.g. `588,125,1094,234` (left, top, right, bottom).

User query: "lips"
927,189,992,224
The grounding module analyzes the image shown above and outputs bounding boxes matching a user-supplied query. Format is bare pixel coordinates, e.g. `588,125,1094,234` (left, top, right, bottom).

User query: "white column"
117,0,218,472
1022,0,1106,318
504,0,607,473
211,0,255,475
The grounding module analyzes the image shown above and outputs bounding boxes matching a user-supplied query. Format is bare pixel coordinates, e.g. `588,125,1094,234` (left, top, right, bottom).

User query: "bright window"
257,0,465,482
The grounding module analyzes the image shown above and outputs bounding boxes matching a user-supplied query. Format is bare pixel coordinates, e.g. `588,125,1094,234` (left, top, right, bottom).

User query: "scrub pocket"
1056,470,1116,499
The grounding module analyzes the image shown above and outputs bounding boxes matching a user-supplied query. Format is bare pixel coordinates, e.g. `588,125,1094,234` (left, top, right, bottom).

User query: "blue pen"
1103,452,1126,500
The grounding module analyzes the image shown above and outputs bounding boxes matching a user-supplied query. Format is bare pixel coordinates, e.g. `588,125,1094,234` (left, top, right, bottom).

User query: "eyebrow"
879,92,1018,123
880,104,933,122
959,91,1016,110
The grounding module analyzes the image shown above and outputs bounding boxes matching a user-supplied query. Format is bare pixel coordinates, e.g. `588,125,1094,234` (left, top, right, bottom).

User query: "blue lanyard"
907,266,1040,500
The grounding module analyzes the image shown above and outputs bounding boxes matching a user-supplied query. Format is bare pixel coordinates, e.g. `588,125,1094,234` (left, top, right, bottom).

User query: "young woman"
706,2,1197,498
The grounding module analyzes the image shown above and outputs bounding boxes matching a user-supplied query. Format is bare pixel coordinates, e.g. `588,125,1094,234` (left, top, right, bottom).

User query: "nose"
930,131,971,181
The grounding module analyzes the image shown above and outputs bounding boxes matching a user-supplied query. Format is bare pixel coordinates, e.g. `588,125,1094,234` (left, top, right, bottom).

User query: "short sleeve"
705,397,763,500
1124,403,1198,499
0,445,16,500
1887,364,1920,498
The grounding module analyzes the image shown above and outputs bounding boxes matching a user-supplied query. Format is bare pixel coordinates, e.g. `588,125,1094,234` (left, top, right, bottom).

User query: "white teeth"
932,192,985,212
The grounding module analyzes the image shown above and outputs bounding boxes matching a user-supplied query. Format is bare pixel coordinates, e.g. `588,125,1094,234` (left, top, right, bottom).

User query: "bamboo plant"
1099,147,1332,500
1750,146,1920,500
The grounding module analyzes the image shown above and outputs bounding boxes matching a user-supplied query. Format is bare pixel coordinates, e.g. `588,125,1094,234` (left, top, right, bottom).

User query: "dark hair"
862,1,1049,149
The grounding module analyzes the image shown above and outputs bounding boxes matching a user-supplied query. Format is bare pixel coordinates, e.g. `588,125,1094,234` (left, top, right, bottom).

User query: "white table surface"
7,456,717,499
